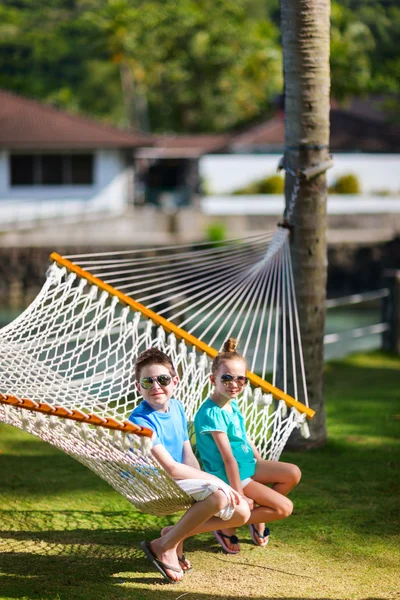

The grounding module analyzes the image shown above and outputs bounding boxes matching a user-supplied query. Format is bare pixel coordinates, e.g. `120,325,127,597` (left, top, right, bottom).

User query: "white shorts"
241,477,253,488
176,478,235,521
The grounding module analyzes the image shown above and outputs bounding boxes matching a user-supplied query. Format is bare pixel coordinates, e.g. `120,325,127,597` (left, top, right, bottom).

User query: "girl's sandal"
249,524,270,547
213,530,240,554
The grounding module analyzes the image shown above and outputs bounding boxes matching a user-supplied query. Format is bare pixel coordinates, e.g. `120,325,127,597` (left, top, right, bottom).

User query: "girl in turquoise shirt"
194,338,301,554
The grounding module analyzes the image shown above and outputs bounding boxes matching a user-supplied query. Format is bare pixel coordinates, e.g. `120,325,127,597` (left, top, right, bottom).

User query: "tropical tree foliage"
0,0,398,131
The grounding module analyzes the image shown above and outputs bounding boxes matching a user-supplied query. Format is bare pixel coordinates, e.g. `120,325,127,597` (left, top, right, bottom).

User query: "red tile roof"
136,134,231,158
230,117,284,151
0,89,152,149
230,110,400,153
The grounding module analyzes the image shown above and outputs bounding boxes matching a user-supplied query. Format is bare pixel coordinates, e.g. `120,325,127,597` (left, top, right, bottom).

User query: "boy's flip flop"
140,540,183,584
249,524,270,546
178,554,193,572
213,530,240,554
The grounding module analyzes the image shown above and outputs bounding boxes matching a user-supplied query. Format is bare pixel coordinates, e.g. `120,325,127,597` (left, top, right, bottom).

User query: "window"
10,155,34,185
10,154,94,186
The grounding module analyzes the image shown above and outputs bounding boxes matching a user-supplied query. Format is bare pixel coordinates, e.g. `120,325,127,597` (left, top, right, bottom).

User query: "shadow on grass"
0,530,389,600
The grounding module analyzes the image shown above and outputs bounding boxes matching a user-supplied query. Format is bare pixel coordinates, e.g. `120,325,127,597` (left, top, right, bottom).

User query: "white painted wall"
0,150,131,226
200,153,400,194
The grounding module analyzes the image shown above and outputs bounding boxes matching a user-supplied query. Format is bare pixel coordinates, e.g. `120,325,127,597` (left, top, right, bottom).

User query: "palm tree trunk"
281,0,331,448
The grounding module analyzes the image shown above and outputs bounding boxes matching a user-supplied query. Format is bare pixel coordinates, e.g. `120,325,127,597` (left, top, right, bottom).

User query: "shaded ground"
0,351,399,600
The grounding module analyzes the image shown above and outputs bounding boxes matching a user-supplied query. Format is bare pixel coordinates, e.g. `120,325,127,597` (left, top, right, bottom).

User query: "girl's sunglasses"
220,374,248,387
139,374,172,389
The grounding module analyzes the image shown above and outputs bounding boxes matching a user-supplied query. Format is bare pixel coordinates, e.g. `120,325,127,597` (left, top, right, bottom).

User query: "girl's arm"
211,431,254,508
248,438,262,461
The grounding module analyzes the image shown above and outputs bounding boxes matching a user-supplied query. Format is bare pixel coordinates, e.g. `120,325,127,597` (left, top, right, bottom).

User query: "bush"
232,174,284,195
329,173,361,194
205,221,226,244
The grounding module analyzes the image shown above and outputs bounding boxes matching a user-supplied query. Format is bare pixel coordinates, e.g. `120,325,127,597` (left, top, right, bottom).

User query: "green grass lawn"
1,351,399,600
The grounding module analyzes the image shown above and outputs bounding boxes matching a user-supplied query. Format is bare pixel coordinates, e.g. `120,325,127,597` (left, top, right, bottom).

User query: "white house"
0,89,151,228
200,109,400,195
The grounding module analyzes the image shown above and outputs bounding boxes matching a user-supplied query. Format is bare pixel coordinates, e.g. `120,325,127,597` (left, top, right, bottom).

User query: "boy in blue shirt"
129,348,251,584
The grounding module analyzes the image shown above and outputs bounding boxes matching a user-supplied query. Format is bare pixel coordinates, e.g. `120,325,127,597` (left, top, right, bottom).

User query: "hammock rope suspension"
0,228,314,516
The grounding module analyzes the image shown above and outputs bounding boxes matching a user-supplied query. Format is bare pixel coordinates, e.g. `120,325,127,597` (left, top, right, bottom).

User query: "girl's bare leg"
253,460,301,495
245,461,301,544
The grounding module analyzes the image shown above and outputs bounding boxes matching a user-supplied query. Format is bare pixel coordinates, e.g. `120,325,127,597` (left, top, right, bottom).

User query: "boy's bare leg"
148,492,250,580
161,526,191,571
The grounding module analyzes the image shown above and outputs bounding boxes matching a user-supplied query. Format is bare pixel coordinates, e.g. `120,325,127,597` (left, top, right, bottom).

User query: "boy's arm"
151,443,236,487
182,439,201,470
211,431,254,508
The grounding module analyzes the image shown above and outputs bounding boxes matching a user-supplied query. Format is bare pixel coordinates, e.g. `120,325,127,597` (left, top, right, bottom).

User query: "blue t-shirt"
128,397,188,463
194,398,256,484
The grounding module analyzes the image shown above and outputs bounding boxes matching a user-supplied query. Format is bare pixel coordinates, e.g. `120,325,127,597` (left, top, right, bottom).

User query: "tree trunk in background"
281,0,330,448
120,63,149,132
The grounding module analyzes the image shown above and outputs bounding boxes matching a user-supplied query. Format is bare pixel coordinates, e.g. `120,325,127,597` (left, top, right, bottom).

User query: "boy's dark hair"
135,347,177,380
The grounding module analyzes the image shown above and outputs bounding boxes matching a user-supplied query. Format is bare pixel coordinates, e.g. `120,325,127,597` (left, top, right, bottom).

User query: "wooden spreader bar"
50,253,316,420
0,393,154,438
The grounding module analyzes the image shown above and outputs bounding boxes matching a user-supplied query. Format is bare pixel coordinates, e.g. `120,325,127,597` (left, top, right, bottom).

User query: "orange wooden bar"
50,253,316,419
0,393,154,438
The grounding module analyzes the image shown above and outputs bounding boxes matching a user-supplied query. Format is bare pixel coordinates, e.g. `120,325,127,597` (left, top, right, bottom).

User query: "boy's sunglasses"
220,374,248,387
139,374,172,389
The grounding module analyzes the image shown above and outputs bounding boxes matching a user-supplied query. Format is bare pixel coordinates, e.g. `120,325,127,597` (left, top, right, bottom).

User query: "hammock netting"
0,228,314,516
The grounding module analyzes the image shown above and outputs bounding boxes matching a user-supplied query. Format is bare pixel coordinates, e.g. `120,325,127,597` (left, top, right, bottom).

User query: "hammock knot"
79,424,92,441
253,388,262,404
110,296,119,309
198,353,208,370
242,386,252,402
121,306,130,323
140,436,153,456
132,311,141,326
49,416,60,429
260,393,274,408
67,272,77,286
167,333,177,351
291,409,310,438
301,421,311,439
112,430,123,445
34,413,46,430
127,433,142,450
157,326,166,343
99,291,109,306
189,349,197,366
21,414,30,431
279,400,288,418
89,284,99,300
47,263,65,282
178,340,187,357
64,421,76,434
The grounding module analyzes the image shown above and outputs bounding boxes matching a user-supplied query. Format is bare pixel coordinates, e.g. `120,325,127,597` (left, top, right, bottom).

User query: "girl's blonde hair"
211,337,247,375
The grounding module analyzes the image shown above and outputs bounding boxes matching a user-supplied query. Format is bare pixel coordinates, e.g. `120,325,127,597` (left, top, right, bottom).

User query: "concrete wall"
1,234,399,309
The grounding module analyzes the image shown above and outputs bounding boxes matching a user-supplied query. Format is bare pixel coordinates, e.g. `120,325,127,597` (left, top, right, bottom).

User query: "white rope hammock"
0,228,314,516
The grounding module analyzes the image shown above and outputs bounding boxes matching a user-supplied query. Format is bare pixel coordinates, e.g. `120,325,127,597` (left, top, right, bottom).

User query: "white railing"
324,288,389,348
